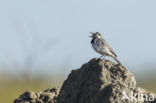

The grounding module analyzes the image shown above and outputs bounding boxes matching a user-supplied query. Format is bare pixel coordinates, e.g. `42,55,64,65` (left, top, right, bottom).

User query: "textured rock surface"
14,58,156,103
14,88,59,103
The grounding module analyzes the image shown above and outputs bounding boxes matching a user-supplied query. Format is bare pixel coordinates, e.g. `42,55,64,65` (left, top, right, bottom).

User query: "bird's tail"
110,55,121,65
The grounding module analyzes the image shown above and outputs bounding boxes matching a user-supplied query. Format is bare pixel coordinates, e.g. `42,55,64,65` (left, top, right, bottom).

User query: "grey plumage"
89,32,121,64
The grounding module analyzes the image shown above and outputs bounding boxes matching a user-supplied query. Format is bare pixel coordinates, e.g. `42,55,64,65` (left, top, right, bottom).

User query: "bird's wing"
105,41,117,57
97,38,117,57
109,47,117,57
96,38,105,47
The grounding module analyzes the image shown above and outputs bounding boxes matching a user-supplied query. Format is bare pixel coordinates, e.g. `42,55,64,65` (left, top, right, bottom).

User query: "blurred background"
0,0,156,102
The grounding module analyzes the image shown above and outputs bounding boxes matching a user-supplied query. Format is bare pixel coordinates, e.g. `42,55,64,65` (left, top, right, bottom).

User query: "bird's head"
89,32,102,38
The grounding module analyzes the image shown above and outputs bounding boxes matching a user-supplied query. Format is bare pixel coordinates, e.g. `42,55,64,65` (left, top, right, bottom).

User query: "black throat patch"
91,37,96,44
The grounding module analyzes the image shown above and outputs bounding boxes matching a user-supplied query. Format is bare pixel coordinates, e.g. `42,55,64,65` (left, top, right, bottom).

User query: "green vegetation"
0,74,62,103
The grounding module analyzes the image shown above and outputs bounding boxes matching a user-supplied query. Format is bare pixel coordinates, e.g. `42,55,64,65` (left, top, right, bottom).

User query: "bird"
89,32,121,64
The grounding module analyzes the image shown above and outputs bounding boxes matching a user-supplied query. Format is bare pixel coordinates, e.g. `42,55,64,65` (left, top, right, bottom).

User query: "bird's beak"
90,32,94,34
89,32,94,37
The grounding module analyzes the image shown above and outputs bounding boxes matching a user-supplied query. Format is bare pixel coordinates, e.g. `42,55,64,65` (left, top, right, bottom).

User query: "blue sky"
0,0,156,76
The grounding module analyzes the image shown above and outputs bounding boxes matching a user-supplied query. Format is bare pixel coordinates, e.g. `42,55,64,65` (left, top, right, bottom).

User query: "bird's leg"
98,55,106,59
98,55,103,59
103,55,106,58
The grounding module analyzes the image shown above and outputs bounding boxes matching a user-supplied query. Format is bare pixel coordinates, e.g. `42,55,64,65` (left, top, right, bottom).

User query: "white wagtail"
89,32,121,64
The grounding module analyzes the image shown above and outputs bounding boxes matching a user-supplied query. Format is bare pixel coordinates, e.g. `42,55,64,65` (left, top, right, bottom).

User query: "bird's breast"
92,43,100,52
91,42,108,55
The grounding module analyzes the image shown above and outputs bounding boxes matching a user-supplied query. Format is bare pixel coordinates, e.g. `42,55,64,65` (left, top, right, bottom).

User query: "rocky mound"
14,88,59,103
14,58,156,103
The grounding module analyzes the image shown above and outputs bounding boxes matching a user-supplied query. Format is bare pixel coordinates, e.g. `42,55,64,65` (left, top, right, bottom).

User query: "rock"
14,58,156,103
14,88,59,103
57,58,156,103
